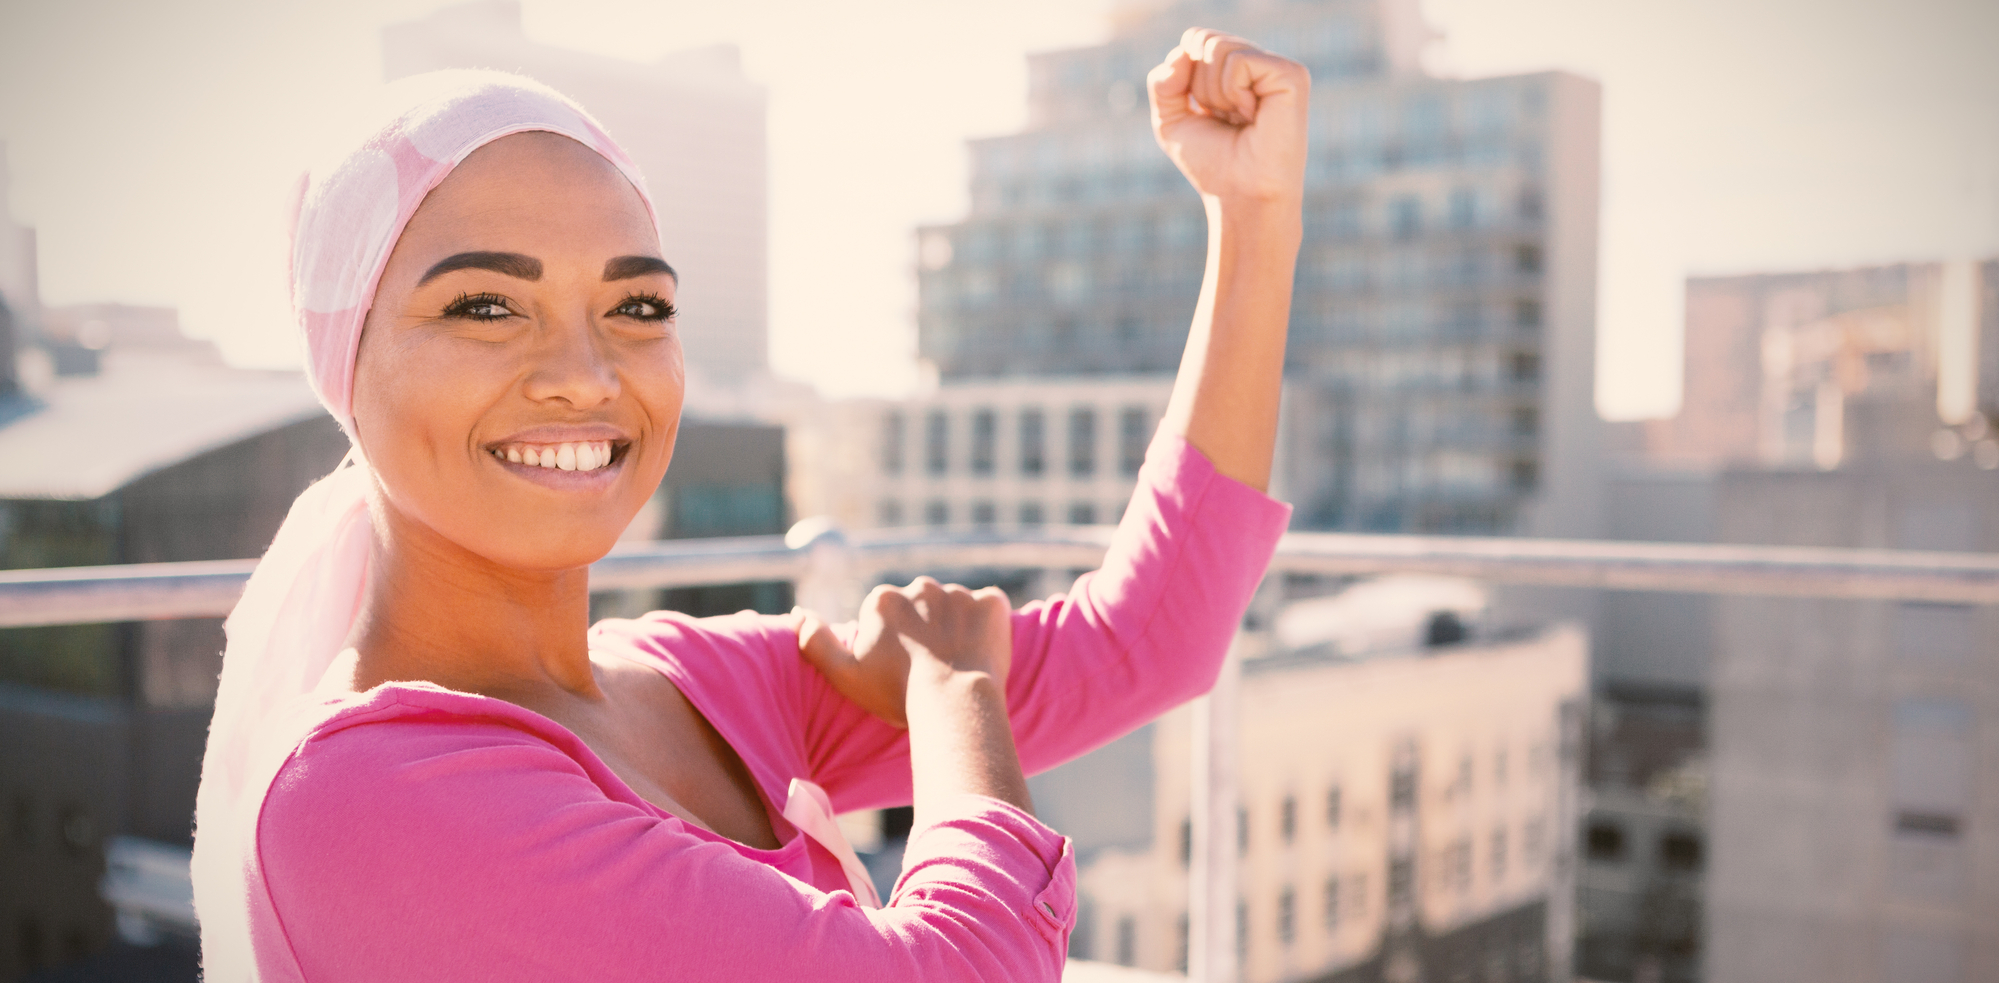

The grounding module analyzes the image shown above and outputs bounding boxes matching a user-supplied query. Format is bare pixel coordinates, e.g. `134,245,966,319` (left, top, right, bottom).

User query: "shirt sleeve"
800,429,1292,812
256,709,1075,983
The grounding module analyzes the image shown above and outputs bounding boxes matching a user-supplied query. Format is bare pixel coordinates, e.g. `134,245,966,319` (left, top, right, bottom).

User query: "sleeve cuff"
891,794,1077,943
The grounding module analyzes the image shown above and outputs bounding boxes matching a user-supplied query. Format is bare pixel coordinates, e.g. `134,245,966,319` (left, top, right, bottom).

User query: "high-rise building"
913,0,1601,537
383,1,770,383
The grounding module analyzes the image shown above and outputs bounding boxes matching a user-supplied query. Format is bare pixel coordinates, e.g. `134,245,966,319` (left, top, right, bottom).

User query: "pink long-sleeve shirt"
250,433,1290,981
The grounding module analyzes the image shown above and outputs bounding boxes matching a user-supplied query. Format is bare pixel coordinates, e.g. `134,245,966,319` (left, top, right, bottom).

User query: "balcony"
8,523,1997,981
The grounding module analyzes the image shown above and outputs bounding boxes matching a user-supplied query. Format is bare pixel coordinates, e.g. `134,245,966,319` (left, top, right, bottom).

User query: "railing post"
1189,643,1241,983
786,517,862,622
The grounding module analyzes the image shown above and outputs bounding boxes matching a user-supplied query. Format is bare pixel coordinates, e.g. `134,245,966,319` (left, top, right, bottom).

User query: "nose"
522,310,620,409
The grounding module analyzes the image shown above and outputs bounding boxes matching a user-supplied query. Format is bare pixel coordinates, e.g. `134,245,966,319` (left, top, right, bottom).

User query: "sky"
0,0,1993,420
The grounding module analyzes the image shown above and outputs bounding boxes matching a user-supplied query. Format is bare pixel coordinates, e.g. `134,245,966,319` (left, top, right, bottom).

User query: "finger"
971,584,1012,611
1184,29,1256,125
1147,43,1196,128
1220,49,1260,122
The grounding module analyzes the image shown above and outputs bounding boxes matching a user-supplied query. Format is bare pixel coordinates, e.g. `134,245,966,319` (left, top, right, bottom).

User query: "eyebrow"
419,251,542,285
603,255,677,282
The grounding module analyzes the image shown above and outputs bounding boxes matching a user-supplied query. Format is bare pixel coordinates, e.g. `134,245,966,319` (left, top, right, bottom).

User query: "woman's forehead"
398,131,658,262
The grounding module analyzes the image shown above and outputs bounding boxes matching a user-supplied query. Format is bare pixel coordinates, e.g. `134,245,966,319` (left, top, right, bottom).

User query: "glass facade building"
916,0,1601,536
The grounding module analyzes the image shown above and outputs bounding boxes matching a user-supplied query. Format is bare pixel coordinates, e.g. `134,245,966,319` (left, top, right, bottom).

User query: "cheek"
352,335,495,477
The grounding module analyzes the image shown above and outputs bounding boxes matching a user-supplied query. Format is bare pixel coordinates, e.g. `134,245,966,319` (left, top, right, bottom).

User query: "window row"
879,406,1153,480
875,498,1125,529
988,81,1543,181
937,190,1542,272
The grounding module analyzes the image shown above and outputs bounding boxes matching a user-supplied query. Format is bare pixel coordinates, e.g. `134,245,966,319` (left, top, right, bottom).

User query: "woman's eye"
442,294,513,321
612,295,677,321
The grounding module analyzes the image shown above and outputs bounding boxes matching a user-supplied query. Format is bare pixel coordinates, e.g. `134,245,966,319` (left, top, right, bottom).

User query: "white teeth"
497,441,615,471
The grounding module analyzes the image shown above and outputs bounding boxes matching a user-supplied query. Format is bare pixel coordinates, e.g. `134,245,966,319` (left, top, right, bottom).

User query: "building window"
880,411,905,475
970,408,997,476
1390,764,1417,812
1115,916,1137,967
1019,501,1044,527
1069,407,1098,477
1390,195,1421,238
1119,406,1150,476
925,410,949,475
1890,697,1973,840
1514,298,1541,329
1510,458,1539,491
970,500,997,528
1658,831,1702,871
1448,187,1477,229
1280,796,1297,844
1454,837,1473,892
1512,407,1538,436
1586,820,1625,862
1179,817,1192,866
1515,244,1542,273
1068,502,1097,526
1019,408,1046,477
1235,900,1248,967
1323,876,1340,930
923,500,950,527
1350,874,1368,917
1237,806,1249,856
877,500,903,527
1518,186,1544,221
1175,914,1189,974
1491,828,1508,882
1508,351,1540,381
1387,858,1414,907
1326,786,1342,829
1276,886,1296,945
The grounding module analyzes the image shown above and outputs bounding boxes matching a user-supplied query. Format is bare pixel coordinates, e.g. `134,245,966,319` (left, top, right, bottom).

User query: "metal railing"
29,522,1999,975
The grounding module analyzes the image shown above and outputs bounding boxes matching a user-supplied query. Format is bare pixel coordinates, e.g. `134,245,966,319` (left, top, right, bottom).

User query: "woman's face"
352,131,681,572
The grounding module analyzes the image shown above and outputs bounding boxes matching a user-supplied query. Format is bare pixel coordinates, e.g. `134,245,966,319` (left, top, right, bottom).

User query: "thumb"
793,607,857,678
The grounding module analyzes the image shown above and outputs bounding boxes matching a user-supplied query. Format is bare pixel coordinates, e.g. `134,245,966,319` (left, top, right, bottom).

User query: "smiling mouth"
488,440,623,472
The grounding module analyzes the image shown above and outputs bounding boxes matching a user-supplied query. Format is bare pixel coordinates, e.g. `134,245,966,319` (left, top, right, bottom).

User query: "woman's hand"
1148,27,1309,205
795,577,1014,729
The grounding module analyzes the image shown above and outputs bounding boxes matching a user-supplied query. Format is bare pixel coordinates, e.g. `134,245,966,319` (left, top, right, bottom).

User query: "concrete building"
790,375,1174,535
1702,390,1999,983
913,0,1602,539
1062,597,1587,983
0,143,37,402
383,0,770,384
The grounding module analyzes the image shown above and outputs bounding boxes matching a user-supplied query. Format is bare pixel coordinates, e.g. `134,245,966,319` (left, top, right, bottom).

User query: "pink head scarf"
191,70,658,982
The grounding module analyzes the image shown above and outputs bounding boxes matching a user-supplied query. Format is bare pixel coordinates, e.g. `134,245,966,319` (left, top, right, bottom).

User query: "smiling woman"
192,30,1305,983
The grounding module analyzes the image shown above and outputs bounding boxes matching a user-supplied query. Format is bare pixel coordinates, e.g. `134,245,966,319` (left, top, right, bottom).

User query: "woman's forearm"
906,672,1033,829
1159,196,1304,493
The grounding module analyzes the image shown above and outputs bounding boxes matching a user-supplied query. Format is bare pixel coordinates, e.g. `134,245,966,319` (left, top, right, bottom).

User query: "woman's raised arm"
791,32,1305,810
1152,27,1310,492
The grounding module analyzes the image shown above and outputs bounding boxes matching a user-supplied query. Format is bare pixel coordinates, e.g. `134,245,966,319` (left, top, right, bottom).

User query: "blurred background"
0,0,1994,980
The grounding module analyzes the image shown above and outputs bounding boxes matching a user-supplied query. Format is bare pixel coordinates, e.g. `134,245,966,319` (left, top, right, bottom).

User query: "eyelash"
442,292,513,321
612,292,677,322
439,292,677,323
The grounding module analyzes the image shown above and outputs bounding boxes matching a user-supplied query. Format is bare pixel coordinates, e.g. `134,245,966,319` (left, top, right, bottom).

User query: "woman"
192,27,1306,983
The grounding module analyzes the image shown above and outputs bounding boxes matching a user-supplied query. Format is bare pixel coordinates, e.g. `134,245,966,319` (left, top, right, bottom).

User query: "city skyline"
0,0,1994,420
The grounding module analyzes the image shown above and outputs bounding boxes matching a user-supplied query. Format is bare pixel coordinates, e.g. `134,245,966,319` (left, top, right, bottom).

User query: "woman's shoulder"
589,608,802,689
262,684,609,821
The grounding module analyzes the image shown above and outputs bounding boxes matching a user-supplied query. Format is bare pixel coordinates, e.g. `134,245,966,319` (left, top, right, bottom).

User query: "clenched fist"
795,577,1014,729
1149,27,1310,204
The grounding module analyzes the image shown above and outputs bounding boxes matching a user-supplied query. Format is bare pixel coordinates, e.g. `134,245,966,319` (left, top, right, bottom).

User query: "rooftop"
0,351,325,501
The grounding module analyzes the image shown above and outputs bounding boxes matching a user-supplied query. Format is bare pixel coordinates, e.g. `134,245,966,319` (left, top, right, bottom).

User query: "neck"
346,496,601,703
